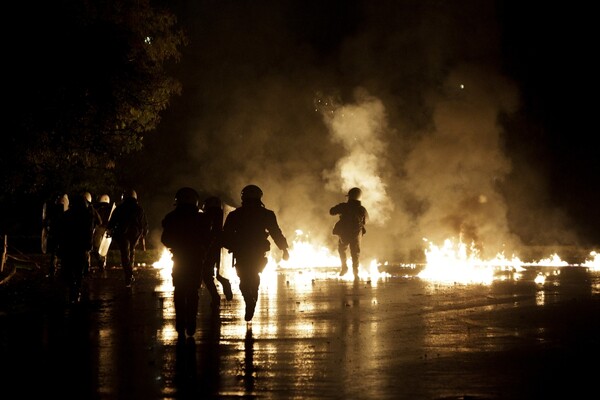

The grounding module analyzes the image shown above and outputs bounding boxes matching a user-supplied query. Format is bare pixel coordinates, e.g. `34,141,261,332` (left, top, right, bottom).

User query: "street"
1,257,599,399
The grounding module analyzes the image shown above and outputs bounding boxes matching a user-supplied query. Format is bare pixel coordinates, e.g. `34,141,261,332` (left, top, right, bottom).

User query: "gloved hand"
282,249,290,261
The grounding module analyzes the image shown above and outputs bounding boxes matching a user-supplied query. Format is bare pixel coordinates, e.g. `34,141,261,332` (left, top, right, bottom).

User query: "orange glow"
417,237,599,286
152,229,389,284
582,251,600,270
418,238,499,284
152,235,599,288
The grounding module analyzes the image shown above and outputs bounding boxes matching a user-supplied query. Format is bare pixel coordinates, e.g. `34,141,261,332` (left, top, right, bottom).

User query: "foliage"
3,0,187,204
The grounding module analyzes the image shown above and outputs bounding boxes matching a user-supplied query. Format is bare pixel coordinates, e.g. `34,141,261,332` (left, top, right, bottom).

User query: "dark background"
7,1,599,260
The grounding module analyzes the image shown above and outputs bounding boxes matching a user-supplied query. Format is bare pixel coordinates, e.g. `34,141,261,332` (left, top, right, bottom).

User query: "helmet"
58,194,69,211
83,192,92,203
347,187,362,200
175,187,199,207
70,194,88,209
122,188,137,200
241,184,263,201
203,196,222,210
99,194,110,203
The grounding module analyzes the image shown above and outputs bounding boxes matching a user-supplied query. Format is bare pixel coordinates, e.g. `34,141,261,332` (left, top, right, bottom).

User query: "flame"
152,248,173,270
418,237,600,286
524,253,568,267
582,251,600,270
418,238,499,284
152,248,175,291
275,230,340,269
151,234,599,288
151,229,390,285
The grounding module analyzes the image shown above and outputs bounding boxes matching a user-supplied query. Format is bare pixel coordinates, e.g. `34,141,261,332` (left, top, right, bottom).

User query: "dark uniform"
83,192,102,275
161,187,217,339
202,196,233,301
330,187,369,278
91,195,113,271
42,193,68,278
222,185,289,322
107,189,148,286
58,194,95,303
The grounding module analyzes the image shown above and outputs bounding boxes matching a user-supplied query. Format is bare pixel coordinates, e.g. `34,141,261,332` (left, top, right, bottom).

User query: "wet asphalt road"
1,260,599,399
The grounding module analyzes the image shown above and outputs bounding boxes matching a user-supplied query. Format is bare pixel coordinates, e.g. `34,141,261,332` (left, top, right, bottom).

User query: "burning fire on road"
152,233,600,288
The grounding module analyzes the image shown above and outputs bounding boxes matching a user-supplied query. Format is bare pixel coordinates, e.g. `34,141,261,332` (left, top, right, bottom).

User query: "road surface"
1,258,599,399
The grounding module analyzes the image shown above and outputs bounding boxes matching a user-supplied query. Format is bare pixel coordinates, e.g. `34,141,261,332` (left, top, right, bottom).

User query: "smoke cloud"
141,1,581,262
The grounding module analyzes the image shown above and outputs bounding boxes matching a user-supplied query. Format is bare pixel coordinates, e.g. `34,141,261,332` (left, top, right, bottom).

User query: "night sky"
128,1,598,261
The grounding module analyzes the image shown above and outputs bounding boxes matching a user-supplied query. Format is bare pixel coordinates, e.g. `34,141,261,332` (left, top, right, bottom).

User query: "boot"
217,274,233,301
352,258,359,279
244,297,257,321
340,262,348,276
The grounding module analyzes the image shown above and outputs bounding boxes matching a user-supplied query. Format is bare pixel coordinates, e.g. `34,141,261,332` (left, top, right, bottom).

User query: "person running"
161,187,218,340
330,187,369,279
202,196,233,301
221,184,289,322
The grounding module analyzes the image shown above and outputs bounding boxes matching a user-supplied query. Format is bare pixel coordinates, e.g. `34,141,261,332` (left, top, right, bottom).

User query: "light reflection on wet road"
1,264,599,399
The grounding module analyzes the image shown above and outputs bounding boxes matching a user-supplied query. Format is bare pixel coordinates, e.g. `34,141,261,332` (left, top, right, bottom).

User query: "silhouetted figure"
107,189,148,287
222,184,289,322
202,196,233,301
175,333,197,386
91,194,114,271
57,194,95,304
161,187,217,339
83,191,102,276
42,193,69,278
330,187,369,278
243,328,255,392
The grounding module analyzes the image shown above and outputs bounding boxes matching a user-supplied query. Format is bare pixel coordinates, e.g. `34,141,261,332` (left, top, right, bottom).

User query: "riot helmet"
175,187,200,207
83,191,92,204
122,188,137,200
347,187,362,200
58,194,69,212
241,184,263,201
99,194,110,203
203,196,222,210
70,194,88,210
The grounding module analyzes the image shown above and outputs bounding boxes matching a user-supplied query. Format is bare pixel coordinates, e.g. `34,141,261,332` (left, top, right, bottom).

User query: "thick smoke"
317,89,393,225
404,64,521,259
144,1,580,262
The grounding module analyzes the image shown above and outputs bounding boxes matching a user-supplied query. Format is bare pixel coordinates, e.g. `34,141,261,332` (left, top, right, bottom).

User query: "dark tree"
4,0,187,199
2,0,187,241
